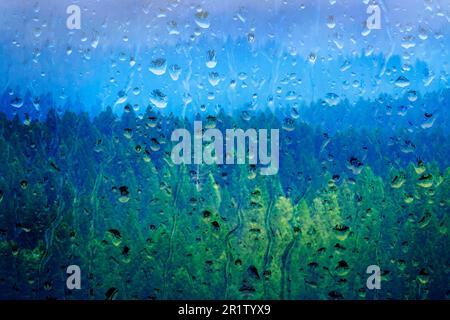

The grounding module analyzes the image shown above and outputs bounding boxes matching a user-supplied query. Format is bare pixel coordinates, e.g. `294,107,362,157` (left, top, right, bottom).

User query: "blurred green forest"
0,106,448,300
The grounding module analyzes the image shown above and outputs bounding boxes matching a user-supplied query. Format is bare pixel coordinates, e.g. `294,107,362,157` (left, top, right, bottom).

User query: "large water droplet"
150,90,168,109
282,118,296,131
149,58,167,76
326,16,336,29
11,97,23,108
195,10,210,29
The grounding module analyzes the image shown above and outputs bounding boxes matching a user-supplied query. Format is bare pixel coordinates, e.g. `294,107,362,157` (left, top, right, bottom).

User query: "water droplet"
417,212,432,228
206,50,217,68
183,93,192,105
132,87,141,96
400,139,415,153
282,118,296,131
33,27,42,38
333,225,350,241
421,114,435,129
417,268,430,285
123,128,133,139
150,90,168,109
129,57,136,67
208,72,220,86
241,110,252,121
423,73,435,87
118,186,129,203
339,60,351,72
391,174,406,189
20,180,28,189
326,16,336,29
247,32,255,43
105,287,119,300
414,160,426,175
150,138,160,151
91,34,99,49
285,91,297,101
238,72,247,81
11,97,23,108
106,228,122,247
418,26,428,40
116,90,127,105
407,90,418,102
417,174,433,188
308,52,317,64
397,259,407,271
167,20,179,35
32,97,40,110
195,10,210,29
324,93,340,107
267,96,274,108
149,58,167,76
401,35,416,49
347,157,363,175
335,260,350,277
395,76,410,88
404,193,414,204
168,64,181,81
205,115,217,129
291,106,300,119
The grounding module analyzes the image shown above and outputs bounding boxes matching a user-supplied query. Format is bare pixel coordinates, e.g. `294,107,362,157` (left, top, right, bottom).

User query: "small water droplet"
206,50,217,68
308,52,317,64
132,87,141,96
324,93,340,107
247,32,255,43
208,72,220,86
168,64,181,81
116,90,128,105
395,76,410,88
